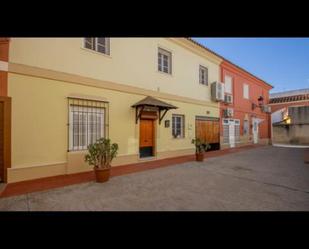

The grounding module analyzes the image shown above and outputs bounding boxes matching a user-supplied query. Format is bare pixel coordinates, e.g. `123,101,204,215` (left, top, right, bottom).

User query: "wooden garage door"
196,118,219,144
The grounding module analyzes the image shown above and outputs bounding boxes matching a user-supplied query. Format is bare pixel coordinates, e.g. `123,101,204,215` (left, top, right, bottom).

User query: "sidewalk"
0,144,264,198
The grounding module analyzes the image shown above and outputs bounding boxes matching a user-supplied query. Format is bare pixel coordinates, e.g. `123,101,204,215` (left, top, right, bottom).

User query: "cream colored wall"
9,38,221,102
8,73,219,174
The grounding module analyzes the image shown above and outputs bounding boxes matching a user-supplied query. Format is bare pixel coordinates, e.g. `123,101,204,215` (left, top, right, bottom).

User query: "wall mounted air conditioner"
211,81,225,102
224,94,233,104
262,105,271,113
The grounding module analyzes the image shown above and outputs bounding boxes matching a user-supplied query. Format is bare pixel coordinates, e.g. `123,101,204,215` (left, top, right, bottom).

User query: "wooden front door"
139,119,154,158
196,118,220,150
0,101,4,181
0,97,11,183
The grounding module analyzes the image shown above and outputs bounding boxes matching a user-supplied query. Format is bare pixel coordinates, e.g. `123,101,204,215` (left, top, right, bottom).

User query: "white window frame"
172,114,185,139
158,48,172,74
224,75,233,94
243,83,249,99
83,38,110,55
199,65,208,85
69,105,105,151
222,118,240,144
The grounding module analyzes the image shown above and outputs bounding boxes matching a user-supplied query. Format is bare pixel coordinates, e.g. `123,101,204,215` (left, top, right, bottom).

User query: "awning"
132,96,178,124
255,118,265,124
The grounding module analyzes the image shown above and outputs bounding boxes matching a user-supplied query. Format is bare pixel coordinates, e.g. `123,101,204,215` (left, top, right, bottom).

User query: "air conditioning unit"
224,94,233,104
224,108,234,117
262,105,271,113
211,82,225,102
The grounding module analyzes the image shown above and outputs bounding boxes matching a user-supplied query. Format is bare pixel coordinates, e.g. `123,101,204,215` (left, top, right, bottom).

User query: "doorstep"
0,144,264,198
0,183,6,196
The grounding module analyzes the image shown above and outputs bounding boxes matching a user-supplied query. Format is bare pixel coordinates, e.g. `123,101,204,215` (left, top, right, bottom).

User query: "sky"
192,38,309,93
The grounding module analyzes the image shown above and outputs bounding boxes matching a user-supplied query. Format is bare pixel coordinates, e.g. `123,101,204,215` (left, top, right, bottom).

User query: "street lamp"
258,96,264,107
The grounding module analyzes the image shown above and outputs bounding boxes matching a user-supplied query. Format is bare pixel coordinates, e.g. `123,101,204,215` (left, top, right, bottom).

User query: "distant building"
269,88,309,113
270,89,309,146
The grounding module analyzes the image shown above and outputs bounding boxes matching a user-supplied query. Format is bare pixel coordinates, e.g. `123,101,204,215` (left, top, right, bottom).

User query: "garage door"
195,116,220,144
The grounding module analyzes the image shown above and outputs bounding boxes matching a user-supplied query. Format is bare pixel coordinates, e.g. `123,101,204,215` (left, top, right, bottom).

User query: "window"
84,38,110,55
199,65,208,85
222,119,240,144
223,121,229,144
235,122,240,142
243,83,249,99
158,48,172,74
243,119,249,136
172,114,184,138
224,75,233,94
68,98,108,151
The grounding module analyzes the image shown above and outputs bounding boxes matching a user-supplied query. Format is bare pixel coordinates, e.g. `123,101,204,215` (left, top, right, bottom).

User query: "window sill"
172,137,185,140
67,150,88,154
157,70,173,77
81,47,112,59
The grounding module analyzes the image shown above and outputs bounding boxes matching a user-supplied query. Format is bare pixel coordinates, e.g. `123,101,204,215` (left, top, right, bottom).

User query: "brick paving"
0,146,308,211
0,144,262,198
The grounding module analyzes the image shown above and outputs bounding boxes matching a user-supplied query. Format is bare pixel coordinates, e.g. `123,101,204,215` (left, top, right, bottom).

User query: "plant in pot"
191,138,211,162
85,138,119,183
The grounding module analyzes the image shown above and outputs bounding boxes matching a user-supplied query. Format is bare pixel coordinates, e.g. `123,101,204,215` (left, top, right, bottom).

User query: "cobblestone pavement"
0,146,308,211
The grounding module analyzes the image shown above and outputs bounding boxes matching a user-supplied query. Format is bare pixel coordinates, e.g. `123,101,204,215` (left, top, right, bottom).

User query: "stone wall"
289,106,309,124
272,124,309,145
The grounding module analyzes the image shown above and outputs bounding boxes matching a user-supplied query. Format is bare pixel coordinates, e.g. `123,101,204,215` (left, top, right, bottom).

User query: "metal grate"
223,125,229,144
67,97,109,152
235,125,240,142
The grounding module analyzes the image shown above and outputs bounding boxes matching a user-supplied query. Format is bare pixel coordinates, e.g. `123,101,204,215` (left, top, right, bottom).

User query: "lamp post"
258,96,264,107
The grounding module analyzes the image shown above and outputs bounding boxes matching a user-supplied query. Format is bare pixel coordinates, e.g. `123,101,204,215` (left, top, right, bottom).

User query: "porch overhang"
131,96,178,124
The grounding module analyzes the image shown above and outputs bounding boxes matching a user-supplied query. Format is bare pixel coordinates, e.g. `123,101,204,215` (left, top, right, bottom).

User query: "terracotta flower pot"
94,166,111,183
196,152,204,162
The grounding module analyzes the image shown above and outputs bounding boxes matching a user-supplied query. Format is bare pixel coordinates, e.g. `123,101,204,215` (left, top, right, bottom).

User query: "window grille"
67,97,109,151
235,125,240,142
223,124,229,144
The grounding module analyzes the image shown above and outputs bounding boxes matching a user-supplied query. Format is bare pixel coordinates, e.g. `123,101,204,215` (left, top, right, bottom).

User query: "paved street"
0,146,308,211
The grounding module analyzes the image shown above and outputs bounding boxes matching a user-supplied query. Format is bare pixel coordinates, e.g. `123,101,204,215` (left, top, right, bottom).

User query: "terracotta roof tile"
132,96,178,109
269,94,309,104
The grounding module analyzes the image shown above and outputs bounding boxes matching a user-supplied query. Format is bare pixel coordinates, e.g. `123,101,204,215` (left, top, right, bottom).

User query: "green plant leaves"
191,138,211,153
84,138,119,169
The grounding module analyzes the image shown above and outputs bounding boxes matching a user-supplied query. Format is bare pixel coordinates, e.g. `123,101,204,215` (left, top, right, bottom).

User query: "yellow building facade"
4,38,222,183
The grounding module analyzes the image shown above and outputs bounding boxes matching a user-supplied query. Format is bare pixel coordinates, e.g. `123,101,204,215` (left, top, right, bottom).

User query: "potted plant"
191,138,211,162
85,138,119,183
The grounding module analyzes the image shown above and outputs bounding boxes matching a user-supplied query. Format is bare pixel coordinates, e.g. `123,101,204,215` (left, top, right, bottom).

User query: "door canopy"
132,96,178,124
